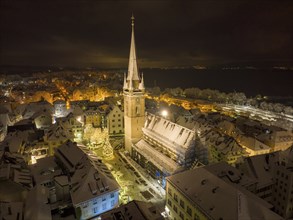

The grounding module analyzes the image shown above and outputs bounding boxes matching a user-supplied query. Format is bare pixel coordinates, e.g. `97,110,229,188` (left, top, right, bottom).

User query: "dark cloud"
0,0,292,67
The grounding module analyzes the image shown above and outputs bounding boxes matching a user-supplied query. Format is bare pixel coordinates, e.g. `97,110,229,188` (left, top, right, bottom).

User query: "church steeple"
138,73,145,90
123,15,145,153
123,72,127,90
126,14,140,89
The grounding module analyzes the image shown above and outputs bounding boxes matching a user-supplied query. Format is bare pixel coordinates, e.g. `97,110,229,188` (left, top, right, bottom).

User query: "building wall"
30,146,48,164
54,102,68,118
124,92,145,152
132,148,167,185
166,181,208,220
85,112,101,127
34,114,52,129
107,106,124,136
272,164,293,219
76,190,119,220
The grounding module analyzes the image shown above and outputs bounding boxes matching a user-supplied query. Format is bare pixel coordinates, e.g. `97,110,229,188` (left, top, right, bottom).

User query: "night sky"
0,0,293,68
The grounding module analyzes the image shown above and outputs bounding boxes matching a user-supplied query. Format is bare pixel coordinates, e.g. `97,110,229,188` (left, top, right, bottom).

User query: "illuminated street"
78,143,166,207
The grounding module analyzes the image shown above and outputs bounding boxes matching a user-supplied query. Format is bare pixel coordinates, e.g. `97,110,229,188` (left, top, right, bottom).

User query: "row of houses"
0,99,124,140
0,141,120,220
0,99,125,164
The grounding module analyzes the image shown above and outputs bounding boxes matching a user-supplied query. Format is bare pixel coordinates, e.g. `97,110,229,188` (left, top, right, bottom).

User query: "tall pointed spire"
127,14,140,82
123,15,145,153
138,73,145,90
123,72,127,90
129,77,133,91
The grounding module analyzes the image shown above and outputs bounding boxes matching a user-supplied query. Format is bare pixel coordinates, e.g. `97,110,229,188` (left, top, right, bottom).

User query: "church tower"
124,15,145,153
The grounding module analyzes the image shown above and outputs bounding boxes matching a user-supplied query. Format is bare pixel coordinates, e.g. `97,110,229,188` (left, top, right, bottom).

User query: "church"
123,16,199,187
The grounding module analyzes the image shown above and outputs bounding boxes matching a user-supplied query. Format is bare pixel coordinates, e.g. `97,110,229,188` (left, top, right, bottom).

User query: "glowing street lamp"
161,110,168,118
76,116,82,123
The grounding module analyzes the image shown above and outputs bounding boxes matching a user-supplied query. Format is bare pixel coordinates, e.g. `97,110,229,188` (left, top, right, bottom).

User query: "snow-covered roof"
167,167,281,220
200,129,246,155
204,162,258,189
175,116,196,130
240,153,277,188
45,124,74,141
0,202,24,220
31,109,51,120
53,141,119,205
144,113,195,152
100,200,164,220
70,165,119,206
24,185,51,220
54,141,87,173
29,156,62,185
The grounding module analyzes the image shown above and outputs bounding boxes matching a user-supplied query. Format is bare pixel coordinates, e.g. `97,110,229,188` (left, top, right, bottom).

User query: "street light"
161,110,168,118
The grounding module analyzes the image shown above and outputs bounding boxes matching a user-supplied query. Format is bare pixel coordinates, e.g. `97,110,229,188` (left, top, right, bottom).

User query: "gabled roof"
144,113,195,151
100,200,164,220
7,119,35,133
31,109,51,120
54,141,87,173
29,156,61,185
46,124,74,141
24,185,51,220
239,152,278,187
204,161,258,189
70,165,119,205
107,105,123,117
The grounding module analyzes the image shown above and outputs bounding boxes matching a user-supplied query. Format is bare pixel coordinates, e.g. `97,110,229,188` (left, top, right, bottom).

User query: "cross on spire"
131,13,135,27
